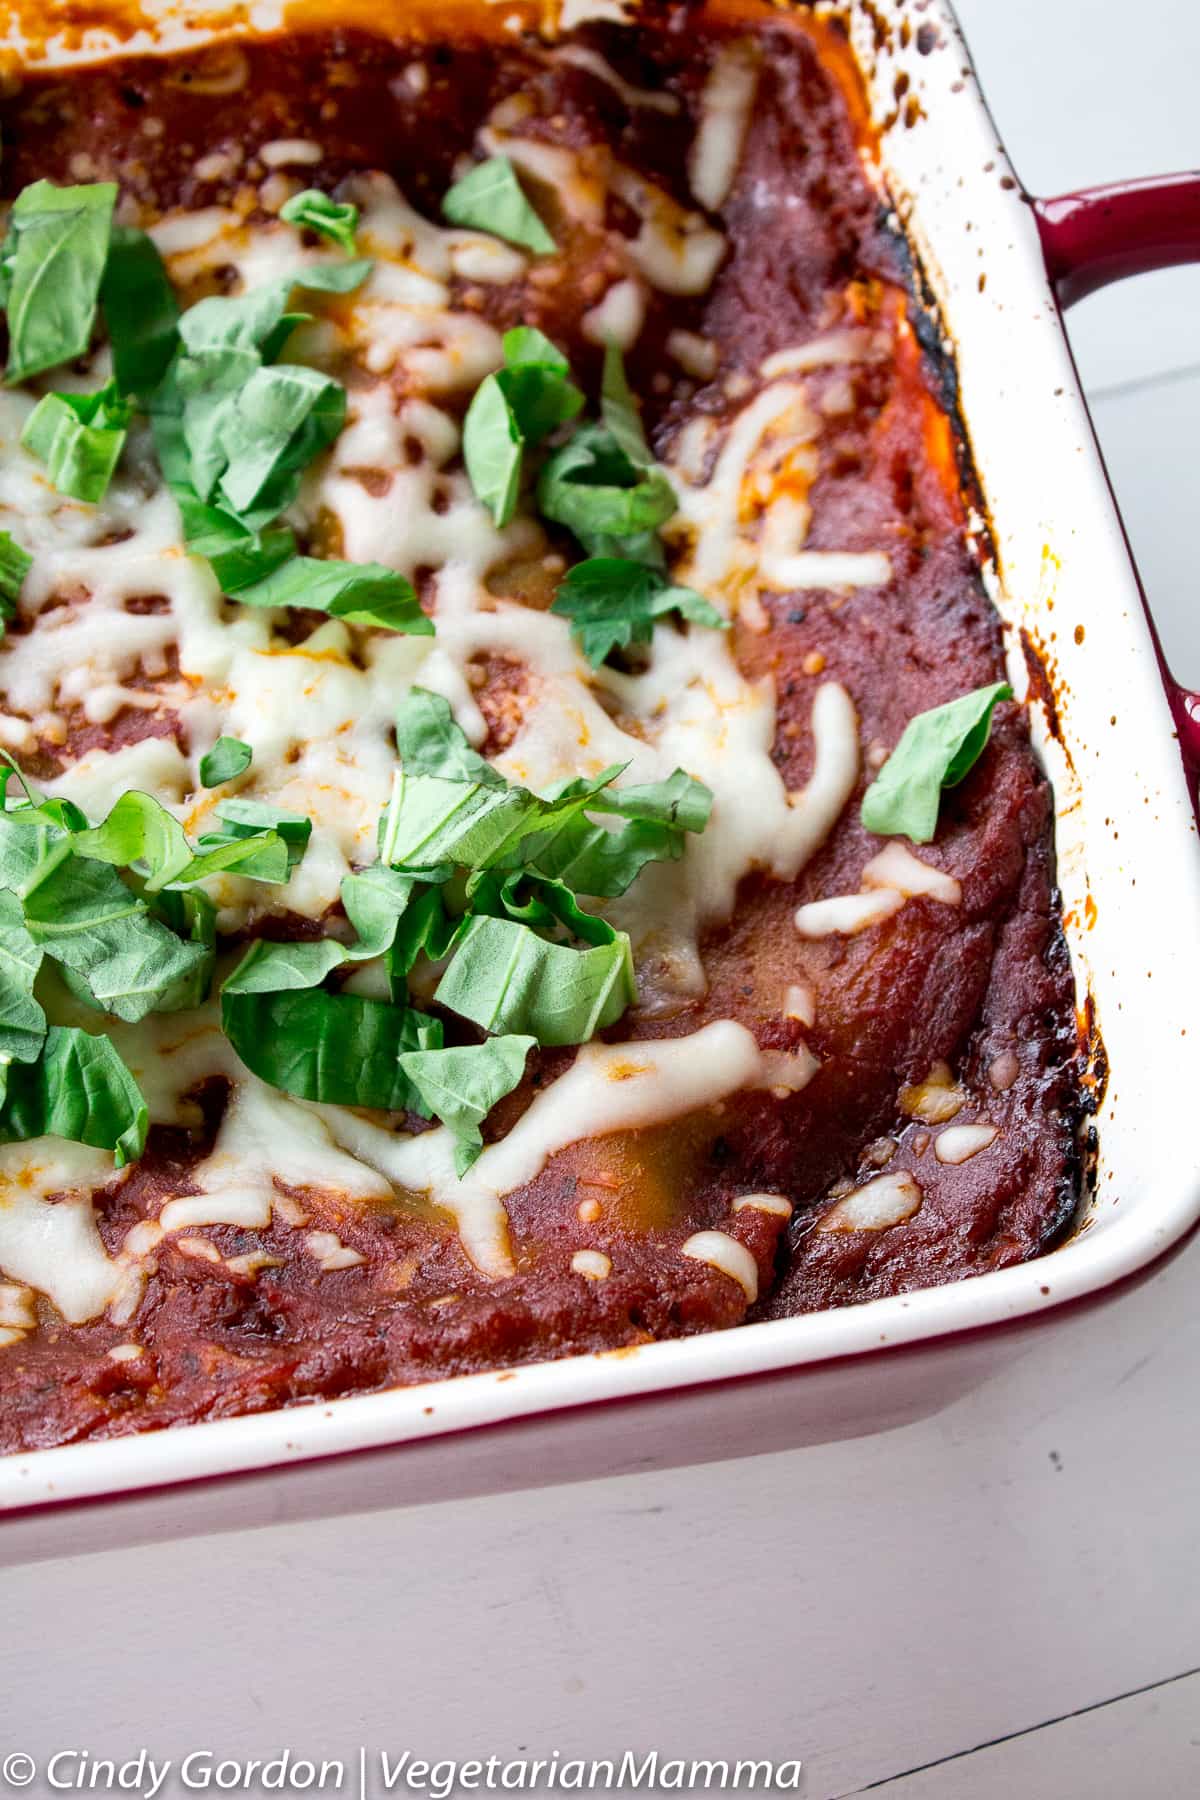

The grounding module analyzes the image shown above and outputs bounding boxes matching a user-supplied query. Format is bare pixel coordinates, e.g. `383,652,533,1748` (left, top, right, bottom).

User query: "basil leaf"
223,866,419,997
151,261,372,540
21,380,132,504
0,1025,147,1166
861,682,1013,844
463,329,582,526
2,181,116,383
204,797,310,878
222,936,351,994
221,987,442,1111
232,555,431,633
465,868,614,946
0,889,47,1080
463,374,523,528
0,531,31,633
497,327,583,445
100,225,179,397
147,886,216,1011
175,261,372,360
175,493,297,595
386,880,462,983
342,865,422,997
434,913,635,1046
280,190,360,254
584,768,714,834
0,800,74,896
551,556,725,666
21,855,211,1021
215,363,345,516
395,687,505,787
600,340,652,469
71,789,287,891
398,1035,534,1175
442,157,555,254
522,771,712,898
379,765,621,875
199,736,253,787
70,790,192,891
537,424,677,558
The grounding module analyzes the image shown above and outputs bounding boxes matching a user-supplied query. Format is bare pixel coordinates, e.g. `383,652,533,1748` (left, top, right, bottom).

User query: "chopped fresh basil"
222,936,351,995
599,341,652,469
463,327,583,526
71,788,287,890
175,494,297,594
231,555,431,633
20,852,211,1022
100,225,180,397
151,262,373,583
552,556,726,666
202,797,311,878
585,768,715,834
395,688,504,788
463,375,523,528
223,865,418,997
398,1035,534,1174
434,913,635,1046
21,379,132,503
147,885,216,1011
280,190,361,254
388,691,711,896
386,880,462,983
537,423,677,559
527,768,713,897
1,180,117,383
172,260,372,362
214,363,345,516
221,986,442,1112
465,868,614,946
0,1024,147,1166
442,157,555,255
69,790,192,891
379,763,621,876
498,327,584,443
199,737,253,788
0,532,31,634
861,681,1013,844
0,889,47,1088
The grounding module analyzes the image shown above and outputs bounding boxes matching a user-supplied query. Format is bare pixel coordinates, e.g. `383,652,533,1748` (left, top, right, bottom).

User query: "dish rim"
1,0,1197,1511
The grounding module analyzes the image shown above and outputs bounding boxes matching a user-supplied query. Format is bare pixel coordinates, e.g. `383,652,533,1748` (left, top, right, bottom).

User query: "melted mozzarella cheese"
680,1229,758,1301
0,1141,125,1322
688,41,760,212
0,85,898,1315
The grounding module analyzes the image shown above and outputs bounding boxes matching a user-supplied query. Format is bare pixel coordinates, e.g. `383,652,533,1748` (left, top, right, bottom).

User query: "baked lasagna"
0,2,1084,1451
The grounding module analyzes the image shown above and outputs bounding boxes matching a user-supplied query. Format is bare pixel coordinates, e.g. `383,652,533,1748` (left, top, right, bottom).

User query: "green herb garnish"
442,157,555,255
463,327,583,526
199,737,253,788
280,190,361,254
861,682,1013,844
1,181,117,383
552,557,725,667
21,379,132,503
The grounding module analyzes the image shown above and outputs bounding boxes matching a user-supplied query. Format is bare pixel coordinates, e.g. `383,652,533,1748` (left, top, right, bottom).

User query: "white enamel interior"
1,0,1198,1510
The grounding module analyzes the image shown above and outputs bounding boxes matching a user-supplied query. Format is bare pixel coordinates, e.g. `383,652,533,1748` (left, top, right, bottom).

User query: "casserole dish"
0,0,1197,1517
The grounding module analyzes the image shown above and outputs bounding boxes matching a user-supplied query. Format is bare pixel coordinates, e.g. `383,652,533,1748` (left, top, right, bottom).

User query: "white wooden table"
5,3,1200,1794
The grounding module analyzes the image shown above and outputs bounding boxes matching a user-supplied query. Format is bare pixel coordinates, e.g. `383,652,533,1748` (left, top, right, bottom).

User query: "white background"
5,1,1200,1795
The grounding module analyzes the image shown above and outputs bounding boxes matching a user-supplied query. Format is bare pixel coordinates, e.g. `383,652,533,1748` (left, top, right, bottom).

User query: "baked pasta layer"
0,7,1083,1451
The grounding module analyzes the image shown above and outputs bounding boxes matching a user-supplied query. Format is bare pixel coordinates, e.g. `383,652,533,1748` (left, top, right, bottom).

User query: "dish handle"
1034,174,1200,774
